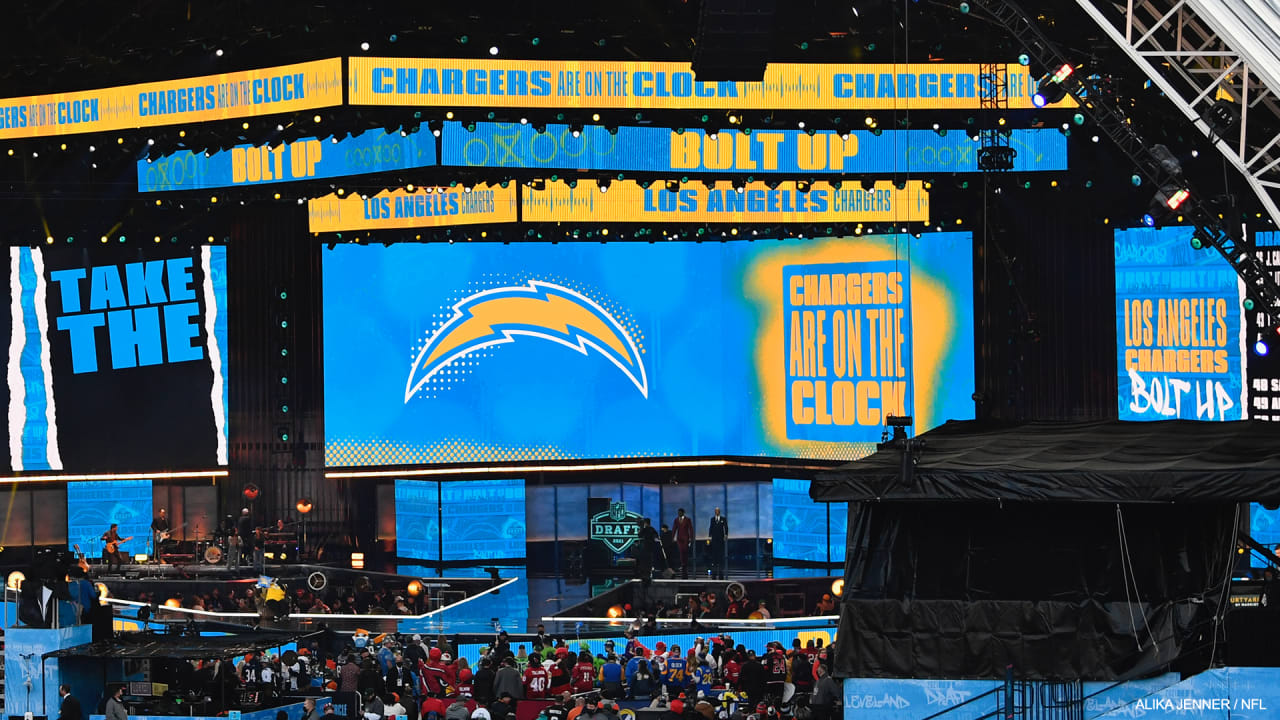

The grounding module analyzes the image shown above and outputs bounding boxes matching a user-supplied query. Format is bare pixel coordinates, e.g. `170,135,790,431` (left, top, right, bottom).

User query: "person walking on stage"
105,685,128,720
58,685,82,720
708,507,728,579
673,508,693,578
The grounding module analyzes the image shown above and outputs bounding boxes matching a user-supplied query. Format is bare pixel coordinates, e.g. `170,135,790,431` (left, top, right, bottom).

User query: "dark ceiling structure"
0,0,1266,246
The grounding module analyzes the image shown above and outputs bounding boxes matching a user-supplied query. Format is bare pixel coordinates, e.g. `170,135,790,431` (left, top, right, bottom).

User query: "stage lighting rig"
968,0,1280,338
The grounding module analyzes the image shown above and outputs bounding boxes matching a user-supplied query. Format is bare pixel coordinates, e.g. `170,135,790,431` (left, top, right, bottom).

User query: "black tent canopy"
810,419,1278,680
811,419,1280,504
44,627,323,660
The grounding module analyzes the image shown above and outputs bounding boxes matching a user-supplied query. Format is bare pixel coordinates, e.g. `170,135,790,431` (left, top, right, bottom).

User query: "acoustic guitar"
105,535,133,553
73,544,90,573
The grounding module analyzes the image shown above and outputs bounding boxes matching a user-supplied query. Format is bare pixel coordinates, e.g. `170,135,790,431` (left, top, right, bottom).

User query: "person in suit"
58,685,82,720
708,507,728,579
673,509,694,578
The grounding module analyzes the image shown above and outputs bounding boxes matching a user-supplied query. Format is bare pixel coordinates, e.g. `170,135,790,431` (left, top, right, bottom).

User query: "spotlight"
1256,339,1270,356
407,580,423,597
489,46,499,56
606,605,624,618
6,570,24,589
831,578,845,596
215,48,224,57
164,598,181,608
1032,64,1073,108
360,42,370,51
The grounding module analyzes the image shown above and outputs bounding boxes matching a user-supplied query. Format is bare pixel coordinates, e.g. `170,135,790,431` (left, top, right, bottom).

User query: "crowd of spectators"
314,629,840,720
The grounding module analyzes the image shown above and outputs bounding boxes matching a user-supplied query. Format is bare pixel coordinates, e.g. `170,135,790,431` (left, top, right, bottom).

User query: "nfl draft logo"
590,501,643,553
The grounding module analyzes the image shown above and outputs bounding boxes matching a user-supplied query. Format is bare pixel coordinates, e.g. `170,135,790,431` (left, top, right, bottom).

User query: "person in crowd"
360,658,386,698
340,654,361,693
674,508,694,577
598,653,623,698
572,651,595,694
708,507,728,579
664,645,687,694
663,699,684,720
473,657,496,703
566,696,587,720
628,658,654,699
364,693,385,720
810,664,838,720
755,600,771,620
814,593,836,615
383,693,407,719
301,698,319,720
738,651,765,707
421,695,447,720
488,693,515,720
470,710,490,720
493,657,523,701
549,649,573,696
446,697,471,720
790,646,814,695
763,644,787,704
523,653,550,699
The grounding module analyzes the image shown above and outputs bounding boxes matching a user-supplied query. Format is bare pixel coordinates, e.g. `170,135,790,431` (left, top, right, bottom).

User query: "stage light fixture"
296,498,313,514
164,598,180,608
489,46,499,56
1255,340,1270,356
6,570,23,589
351,552,365,569
1032,64,1073,108
407,580,423,597
607,605,624,618
831,578,845,596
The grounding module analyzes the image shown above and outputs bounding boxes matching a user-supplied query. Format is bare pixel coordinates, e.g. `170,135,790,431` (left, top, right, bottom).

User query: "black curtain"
836,501,1237,679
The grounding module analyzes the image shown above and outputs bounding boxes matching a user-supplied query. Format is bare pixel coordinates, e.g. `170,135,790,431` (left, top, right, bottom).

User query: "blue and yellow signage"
308,184,519,232
349,58,1064,111
0,58,343,139
445,122,1068,174
138,128,437,192
523,179,929,224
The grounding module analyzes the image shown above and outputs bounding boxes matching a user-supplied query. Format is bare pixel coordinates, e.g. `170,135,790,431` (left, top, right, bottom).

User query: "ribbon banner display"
349,58,1061,111
308,184,519,232
523,179,929,224
444,122,1069,174
0,58,343,139
138,128,438,192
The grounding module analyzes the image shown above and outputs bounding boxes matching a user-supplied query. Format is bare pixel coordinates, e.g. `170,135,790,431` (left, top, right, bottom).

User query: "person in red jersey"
571,651,595,694
523,659,550,699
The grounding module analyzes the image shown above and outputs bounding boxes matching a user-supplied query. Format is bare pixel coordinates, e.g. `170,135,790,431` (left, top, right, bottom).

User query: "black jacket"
59,694,83,720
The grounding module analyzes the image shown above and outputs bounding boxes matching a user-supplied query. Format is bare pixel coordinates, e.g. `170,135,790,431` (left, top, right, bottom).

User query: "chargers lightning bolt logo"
405,280,648,403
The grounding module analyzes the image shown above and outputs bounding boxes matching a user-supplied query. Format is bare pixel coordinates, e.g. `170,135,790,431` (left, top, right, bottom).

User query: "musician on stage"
151,509,171,564
101,523,128,572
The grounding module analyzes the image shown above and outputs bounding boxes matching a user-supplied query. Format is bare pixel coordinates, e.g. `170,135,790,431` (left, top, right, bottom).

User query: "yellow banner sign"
308,185,519,232
0,58,343,139
524,179,929,224
349,57,1057,111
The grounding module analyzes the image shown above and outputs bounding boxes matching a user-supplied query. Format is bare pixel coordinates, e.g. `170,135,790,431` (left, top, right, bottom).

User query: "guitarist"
151,509,171,564
101,524,130,571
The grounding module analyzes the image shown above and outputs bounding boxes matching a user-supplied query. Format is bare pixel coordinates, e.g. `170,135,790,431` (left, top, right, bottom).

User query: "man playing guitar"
101,524,131,572
152,509,170,563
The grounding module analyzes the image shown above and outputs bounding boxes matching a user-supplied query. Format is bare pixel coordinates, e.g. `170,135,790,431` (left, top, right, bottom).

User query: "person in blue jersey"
598,654,624,698
663,645,687,694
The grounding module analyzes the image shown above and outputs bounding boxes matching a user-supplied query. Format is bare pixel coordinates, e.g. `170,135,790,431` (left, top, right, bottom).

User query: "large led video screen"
2,245,228,471
772,478,847,563
325,235,974,466
394,478,526,561
67,479,152,557
1114,226,1246,421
